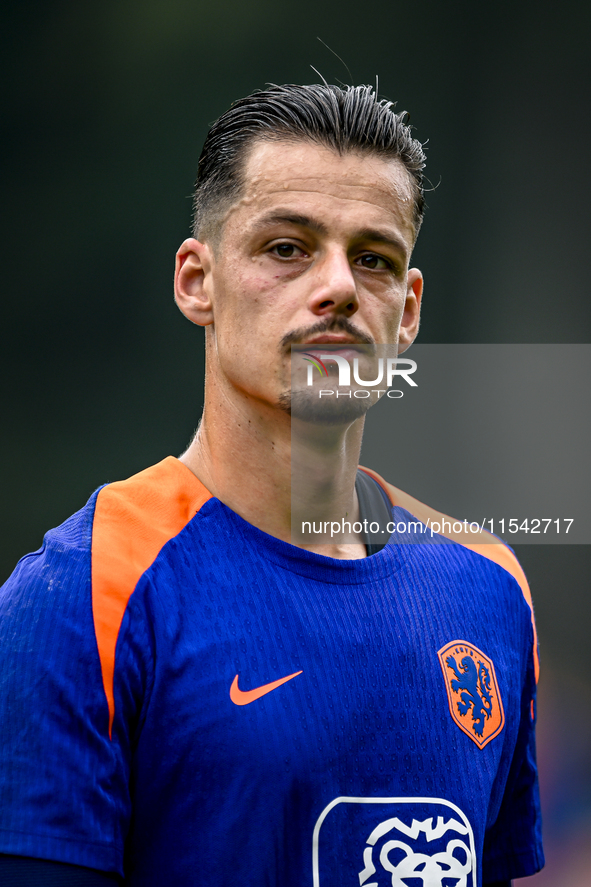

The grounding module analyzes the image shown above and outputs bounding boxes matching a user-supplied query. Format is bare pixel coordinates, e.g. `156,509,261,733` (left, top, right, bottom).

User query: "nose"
308,247,359,318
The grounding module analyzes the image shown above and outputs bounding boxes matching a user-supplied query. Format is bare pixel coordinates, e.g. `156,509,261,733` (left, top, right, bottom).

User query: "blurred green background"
2,0,590,881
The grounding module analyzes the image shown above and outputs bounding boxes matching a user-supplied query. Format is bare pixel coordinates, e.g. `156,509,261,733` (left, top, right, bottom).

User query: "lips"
305,335,359,345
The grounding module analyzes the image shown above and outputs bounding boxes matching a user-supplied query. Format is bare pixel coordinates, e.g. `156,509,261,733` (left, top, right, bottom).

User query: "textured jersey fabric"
0,457,543,885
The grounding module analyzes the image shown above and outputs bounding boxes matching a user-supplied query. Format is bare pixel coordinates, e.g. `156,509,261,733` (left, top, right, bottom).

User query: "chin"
278,387,374,425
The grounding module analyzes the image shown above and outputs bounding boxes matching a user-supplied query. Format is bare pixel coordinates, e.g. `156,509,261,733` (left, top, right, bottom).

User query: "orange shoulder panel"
359,466,539,681
92,457,211,737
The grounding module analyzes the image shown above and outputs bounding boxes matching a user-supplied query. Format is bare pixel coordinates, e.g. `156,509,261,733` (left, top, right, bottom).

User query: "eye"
356,253,392,271
270,242,307,259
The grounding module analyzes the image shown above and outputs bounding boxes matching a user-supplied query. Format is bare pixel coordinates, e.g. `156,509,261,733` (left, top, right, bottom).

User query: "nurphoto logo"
298,348,417,400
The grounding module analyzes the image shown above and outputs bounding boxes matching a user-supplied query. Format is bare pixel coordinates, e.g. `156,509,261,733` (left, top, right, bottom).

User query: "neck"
179,372,367,559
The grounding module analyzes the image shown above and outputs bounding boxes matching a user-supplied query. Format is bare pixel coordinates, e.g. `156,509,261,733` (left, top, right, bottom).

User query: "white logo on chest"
359,814,472,887
312,796,476,887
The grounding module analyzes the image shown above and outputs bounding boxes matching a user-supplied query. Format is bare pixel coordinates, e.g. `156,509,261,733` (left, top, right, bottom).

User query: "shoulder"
91,455,212,657
1,457,212,736
0,489,98,611
91,456,211,596
90,457,212,734
360,466,539,680
2,457,211,605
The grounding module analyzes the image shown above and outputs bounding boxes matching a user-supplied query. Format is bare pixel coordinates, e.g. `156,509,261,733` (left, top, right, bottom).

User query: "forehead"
222,138,417,246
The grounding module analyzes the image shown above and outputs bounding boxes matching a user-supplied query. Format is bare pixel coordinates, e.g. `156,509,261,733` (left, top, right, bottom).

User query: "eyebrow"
251,212,329,236
354,228,409,257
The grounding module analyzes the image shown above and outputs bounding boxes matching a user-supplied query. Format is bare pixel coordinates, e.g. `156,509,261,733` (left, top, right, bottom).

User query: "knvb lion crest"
312,796,476,887
438,640,504,748
358,813,473,886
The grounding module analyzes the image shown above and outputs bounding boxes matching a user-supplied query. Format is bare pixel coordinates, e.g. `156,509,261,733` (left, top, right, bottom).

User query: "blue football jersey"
0,457,543,885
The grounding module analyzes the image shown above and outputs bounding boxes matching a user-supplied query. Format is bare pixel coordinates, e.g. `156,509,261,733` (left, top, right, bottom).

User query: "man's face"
176,138,423,415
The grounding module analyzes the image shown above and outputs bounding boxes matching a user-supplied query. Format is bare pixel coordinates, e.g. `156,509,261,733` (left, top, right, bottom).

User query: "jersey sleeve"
0,493,145,877
482,619,545,881
0,459,209,877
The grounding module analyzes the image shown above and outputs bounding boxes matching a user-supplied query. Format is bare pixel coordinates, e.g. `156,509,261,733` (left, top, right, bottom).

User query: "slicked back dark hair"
192,83,426,243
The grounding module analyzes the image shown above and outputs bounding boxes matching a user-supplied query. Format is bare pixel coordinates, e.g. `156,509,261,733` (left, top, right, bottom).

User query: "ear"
174,238,215,326
397,268,423,352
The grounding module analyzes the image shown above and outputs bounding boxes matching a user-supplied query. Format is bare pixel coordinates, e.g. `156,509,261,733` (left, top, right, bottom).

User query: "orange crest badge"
438,640,505,748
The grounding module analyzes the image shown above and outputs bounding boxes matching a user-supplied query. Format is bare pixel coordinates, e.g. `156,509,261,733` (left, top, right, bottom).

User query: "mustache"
280,317,374,351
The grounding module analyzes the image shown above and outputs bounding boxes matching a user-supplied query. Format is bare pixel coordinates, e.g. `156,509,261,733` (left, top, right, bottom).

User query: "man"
0,84,543,885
